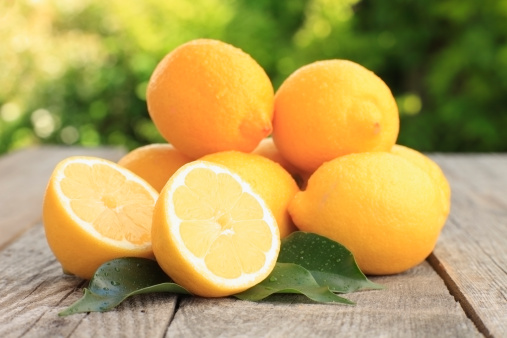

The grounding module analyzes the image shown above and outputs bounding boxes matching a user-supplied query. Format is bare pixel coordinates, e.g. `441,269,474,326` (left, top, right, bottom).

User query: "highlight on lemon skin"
390,144,451,223
146,39,275,159
43,156,159,280
152,160,280,297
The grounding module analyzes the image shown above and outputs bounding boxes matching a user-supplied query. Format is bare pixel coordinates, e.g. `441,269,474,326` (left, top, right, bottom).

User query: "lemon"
43,156,158,279
147,39,274,158
152,161,280,297
289,152,448,275
273,59,399,173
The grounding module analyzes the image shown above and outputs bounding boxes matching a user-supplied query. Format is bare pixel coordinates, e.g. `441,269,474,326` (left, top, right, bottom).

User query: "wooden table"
0,146,505,337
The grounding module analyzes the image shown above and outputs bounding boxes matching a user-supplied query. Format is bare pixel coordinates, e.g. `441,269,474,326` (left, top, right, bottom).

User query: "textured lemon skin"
147,39,274,159
152,161,280,298
273,59,399,173
252,138,300,178
200,151,299,238
118,143,193,192
42,159,156,280
289,152,448,275
251,138,310,189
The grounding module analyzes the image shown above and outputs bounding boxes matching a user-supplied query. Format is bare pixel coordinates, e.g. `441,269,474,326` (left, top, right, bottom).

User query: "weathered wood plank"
0,224,178,338
429,154,507,338
166,262,480,337
0,146,125,250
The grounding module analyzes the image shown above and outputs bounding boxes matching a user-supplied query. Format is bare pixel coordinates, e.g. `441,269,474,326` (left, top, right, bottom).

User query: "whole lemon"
147,39,274,159
273,59,399,173
288,152,448,275
200,151,299,238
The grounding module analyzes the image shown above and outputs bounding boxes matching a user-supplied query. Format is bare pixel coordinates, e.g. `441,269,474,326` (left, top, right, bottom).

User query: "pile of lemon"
43,39,450,298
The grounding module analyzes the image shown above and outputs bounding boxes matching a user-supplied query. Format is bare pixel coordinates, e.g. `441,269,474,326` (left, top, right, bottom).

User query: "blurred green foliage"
1,0,507,154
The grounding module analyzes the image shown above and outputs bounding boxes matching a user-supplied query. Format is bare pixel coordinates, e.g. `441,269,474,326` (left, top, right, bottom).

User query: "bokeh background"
1,0,507,155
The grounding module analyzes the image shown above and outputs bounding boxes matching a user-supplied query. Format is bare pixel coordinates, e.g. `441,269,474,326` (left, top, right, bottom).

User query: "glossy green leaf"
235,262,354,304
59,232,383,316
59,257,190,316
278,232,383,293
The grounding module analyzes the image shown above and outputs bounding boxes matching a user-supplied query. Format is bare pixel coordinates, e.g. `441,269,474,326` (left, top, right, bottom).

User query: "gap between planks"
427,253,491,338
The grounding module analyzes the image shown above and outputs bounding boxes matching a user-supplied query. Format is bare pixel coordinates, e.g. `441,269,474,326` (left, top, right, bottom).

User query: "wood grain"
166,262,480,337
0,224,178,338
0,146,125,250
429,154,507,338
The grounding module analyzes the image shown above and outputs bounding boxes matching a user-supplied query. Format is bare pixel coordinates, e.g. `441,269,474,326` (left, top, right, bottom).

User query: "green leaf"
278,232,383,293
59,232,383,315
235,262,354,304
59,258,190,316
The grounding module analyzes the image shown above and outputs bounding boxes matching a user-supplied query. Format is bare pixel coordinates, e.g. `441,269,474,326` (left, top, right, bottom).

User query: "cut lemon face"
43,156,159,279
152,160,280,297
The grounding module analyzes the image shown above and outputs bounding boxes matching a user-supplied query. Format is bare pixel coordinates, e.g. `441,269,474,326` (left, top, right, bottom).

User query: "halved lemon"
152,160,280,297
43,156,159,279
